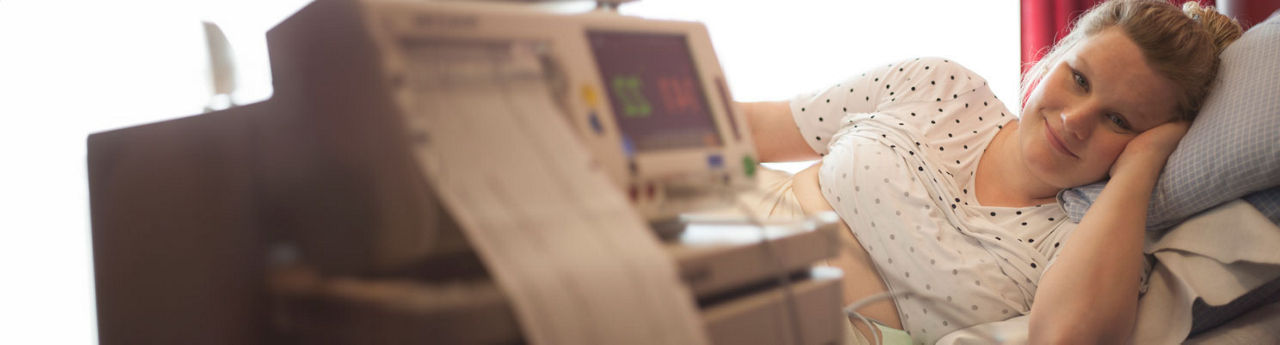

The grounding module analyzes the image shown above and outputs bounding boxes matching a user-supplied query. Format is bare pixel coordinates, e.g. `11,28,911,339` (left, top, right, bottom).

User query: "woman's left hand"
1110,121,1190,179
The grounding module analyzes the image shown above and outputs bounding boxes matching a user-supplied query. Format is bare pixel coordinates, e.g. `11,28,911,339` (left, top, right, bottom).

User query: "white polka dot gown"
789,57,1149,344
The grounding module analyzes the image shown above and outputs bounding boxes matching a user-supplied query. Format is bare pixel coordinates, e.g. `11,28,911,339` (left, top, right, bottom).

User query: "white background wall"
0,0,1017,343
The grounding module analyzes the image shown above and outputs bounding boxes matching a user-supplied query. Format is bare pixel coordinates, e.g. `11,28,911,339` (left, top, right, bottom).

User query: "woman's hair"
1020,0,1243,121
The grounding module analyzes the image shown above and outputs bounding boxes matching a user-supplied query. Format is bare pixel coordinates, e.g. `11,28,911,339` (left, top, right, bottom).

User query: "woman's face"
1018,27,1180,189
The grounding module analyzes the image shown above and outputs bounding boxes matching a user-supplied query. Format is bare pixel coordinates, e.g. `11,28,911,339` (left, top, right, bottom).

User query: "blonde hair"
1020,0,1243,121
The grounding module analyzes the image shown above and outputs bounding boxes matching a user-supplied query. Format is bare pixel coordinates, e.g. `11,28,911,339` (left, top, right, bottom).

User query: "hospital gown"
789,57,1148,344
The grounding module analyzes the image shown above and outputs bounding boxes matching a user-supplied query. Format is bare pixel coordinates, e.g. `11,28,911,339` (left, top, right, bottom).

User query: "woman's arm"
738,101,821,162
1028,122,1189,345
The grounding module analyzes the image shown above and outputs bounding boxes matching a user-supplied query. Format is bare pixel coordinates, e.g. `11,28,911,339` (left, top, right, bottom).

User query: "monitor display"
587,31,721,153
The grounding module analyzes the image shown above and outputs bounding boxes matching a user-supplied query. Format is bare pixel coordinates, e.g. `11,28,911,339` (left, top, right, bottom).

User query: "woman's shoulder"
878,57,989,97
786,56,1003,156
832,57,996,126
869,57,1003,127
875,58,1013,190
881,57,983,78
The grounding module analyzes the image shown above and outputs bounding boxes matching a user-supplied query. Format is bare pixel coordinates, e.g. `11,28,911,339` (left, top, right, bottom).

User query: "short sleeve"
789,57,994,155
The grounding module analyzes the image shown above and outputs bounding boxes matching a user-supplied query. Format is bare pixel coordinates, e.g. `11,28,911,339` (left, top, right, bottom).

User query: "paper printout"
399,40,709,345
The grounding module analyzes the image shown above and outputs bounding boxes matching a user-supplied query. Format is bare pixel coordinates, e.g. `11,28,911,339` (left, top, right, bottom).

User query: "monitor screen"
587,31,721,153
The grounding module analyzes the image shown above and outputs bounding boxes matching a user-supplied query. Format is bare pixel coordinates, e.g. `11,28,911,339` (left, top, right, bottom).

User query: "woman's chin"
1055,172,1110,190
1028,164,1082,191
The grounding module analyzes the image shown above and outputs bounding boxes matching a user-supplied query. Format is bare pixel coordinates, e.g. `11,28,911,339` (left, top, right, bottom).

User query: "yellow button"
581,85,600,108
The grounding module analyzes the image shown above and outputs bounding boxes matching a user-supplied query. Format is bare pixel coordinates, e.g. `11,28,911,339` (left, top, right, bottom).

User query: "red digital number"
658,77,698,115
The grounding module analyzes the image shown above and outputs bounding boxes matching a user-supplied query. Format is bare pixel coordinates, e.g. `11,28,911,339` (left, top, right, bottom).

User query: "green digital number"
611,75,651,117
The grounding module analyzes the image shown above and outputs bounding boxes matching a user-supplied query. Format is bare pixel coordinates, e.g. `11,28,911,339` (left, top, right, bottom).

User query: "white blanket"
938,200,1280,344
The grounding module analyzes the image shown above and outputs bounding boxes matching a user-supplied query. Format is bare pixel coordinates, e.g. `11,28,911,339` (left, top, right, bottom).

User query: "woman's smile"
1043,114,1078,158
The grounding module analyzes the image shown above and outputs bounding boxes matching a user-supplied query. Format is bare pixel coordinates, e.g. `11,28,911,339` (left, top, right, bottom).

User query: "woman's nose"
1060,107,1093,141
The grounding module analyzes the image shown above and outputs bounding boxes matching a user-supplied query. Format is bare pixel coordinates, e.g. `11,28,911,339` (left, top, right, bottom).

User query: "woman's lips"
1044,118,1078,158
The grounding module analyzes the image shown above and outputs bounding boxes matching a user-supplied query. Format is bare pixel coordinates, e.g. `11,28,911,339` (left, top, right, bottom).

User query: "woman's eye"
1106,113,1131,131
1072,71,1090,92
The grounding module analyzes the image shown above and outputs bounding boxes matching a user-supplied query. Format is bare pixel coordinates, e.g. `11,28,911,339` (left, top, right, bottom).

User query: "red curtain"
1020,0,1107,74
1219,0,1280,30
1019,0,1223,74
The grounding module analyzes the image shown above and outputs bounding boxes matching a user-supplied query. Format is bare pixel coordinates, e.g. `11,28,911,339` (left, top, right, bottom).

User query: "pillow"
1245,188,1280,225
1060,14,1280,231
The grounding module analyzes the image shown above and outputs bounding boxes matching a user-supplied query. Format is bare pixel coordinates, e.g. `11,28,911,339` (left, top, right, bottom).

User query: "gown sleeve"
789,57,990,156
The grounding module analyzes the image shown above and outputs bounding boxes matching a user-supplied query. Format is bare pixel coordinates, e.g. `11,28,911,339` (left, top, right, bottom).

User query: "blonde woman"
741,1,1243,343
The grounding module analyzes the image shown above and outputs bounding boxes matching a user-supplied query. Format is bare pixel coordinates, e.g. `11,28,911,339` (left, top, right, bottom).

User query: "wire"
845,292,892,345
843,288,1005,344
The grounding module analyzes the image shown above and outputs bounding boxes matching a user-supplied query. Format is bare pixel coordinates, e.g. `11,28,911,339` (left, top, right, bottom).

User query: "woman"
741,1,1241,344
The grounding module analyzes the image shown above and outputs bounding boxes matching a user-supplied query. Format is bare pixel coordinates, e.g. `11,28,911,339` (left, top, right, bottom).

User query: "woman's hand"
1110,121,1190,179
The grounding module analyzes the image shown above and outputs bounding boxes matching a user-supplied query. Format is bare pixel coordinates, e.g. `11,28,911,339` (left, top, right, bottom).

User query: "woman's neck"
975,120,1061,207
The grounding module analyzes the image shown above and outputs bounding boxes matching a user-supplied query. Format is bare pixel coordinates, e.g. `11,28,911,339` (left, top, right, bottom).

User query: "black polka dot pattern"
786,57,1105,344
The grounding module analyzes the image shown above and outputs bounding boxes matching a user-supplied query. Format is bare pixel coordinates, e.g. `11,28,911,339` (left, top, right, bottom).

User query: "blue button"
707,154,724,168
621,134,636,158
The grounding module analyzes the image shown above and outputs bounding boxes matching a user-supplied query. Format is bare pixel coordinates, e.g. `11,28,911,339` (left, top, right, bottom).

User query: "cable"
845,292,892,345
843,289,1005,344
734,197,807,345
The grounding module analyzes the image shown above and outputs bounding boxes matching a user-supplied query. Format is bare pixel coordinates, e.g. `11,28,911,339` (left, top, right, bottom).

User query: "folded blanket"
1132,200,1280,344
938,200,1280,344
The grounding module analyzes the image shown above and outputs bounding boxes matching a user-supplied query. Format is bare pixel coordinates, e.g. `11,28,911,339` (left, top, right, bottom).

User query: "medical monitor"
587,31,721,152
358,1,758,219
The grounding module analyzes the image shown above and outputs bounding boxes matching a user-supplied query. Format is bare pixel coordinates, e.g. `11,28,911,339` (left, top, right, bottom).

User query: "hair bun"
1182,2,1243,55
